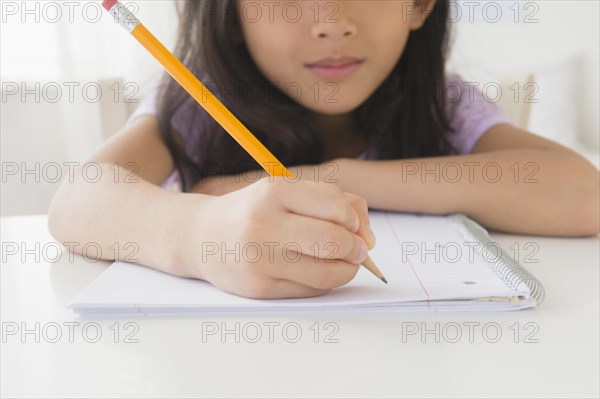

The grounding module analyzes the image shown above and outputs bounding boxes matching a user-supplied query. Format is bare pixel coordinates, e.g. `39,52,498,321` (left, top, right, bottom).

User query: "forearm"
48,163,210,276
332,150,599,236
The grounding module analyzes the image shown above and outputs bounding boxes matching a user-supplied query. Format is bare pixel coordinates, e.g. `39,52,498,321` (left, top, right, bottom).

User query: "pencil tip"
381,277,388,284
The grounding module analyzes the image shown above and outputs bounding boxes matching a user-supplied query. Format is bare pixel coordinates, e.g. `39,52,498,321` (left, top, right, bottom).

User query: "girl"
49,0,599,299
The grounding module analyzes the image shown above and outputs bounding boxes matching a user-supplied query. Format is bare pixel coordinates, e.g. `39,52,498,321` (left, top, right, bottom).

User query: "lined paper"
70,212,536,315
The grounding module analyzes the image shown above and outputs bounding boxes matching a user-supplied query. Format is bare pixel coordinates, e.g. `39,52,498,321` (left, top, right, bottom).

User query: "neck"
311,112,358,137
310,111,367,160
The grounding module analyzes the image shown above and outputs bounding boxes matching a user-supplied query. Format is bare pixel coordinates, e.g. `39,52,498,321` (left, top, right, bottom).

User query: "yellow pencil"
101,0,387,284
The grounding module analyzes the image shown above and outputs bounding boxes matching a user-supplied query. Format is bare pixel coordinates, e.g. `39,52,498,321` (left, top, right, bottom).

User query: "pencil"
101,0,387,284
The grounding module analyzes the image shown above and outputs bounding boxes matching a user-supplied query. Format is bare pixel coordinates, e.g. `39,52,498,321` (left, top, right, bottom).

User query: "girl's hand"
186,177,376,299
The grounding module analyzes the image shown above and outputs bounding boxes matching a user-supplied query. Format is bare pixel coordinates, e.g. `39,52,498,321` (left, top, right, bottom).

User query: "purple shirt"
128,73,511,189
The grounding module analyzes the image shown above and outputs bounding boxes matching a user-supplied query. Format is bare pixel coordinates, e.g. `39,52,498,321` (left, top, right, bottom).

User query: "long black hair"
157,0,453,191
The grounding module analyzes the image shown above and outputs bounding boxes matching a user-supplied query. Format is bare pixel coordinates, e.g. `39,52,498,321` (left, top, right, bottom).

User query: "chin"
296,96,366,115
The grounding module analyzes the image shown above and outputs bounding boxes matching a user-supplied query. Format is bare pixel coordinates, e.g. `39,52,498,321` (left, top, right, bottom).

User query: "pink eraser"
102,0,118,10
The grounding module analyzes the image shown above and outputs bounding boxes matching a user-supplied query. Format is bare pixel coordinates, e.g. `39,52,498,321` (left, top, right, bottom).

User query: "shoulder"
126,75,215,167
443,73,512,154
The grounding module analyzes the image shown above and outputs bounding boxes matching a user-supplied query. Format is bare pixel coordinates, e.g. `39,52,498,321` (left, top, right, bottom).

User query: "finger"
265,252,361,290
208,273,328,299
345,193,376,249
268,179,360,233
266,279,330,299
276,212,369,264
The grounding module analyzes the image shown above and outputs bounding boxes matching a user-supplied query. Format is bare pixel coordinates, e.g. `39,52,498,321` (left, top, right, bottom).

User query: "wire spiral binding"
450,214,546,305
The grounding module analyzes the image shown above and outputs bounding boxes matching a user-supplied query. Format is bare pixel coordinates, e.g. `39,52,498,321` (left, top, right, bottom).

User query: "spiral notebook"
70,211,545,315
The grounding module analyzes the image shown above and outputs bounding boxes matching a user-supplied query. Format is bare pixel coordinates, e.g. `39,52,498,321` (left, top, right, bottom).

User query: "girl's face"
238,0,434,115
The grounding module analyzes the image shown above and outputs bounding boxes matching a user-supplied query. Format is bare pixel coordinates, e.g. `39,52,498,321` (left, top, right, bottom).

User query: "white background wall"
1,0,599,215
1,0,177,215
446,0,599,151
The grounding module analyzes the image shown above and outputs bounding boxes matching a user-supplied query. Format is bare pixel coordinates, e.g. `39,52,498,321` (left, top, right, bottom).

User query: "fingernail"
366,218,374,239
356,239,368,263
369,230,377,247
351,212,360,233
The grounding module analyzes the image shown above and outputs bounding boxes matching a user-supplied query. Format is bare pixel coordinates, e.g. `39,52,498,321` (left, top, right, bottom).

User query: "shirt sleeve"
126,79,163,126
444,73,512,154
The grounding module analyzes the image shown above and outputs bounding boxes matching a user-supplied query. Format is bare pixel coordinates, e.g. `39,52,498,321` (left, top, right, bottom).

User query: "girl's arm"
48,116,375,298
47,116,209,277
333,124,600,237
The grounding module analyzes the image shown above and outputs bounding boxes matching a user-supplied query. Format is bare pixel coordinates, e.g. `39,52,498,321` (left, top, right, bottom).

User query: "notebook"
70,211,545,315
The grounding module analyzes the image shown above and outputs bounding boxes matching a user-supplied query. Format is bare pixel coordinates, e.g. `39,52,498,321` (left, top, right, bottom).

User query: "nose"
310,4,357,41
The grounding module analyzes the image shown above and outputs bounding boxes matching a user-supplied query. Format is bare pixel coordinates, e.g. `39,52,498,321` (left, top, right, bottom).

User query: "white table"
1,215,599,398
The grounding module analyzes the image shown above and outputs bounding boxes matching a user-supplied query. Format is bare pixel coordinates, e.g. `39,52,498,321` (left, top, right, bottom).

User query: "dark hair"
157,0,453,191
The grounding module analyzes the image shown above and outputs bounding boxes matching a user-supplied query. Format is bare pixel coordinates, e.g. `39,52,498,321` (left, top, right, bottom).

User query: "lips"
306,57,364,80
306,56,363,67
